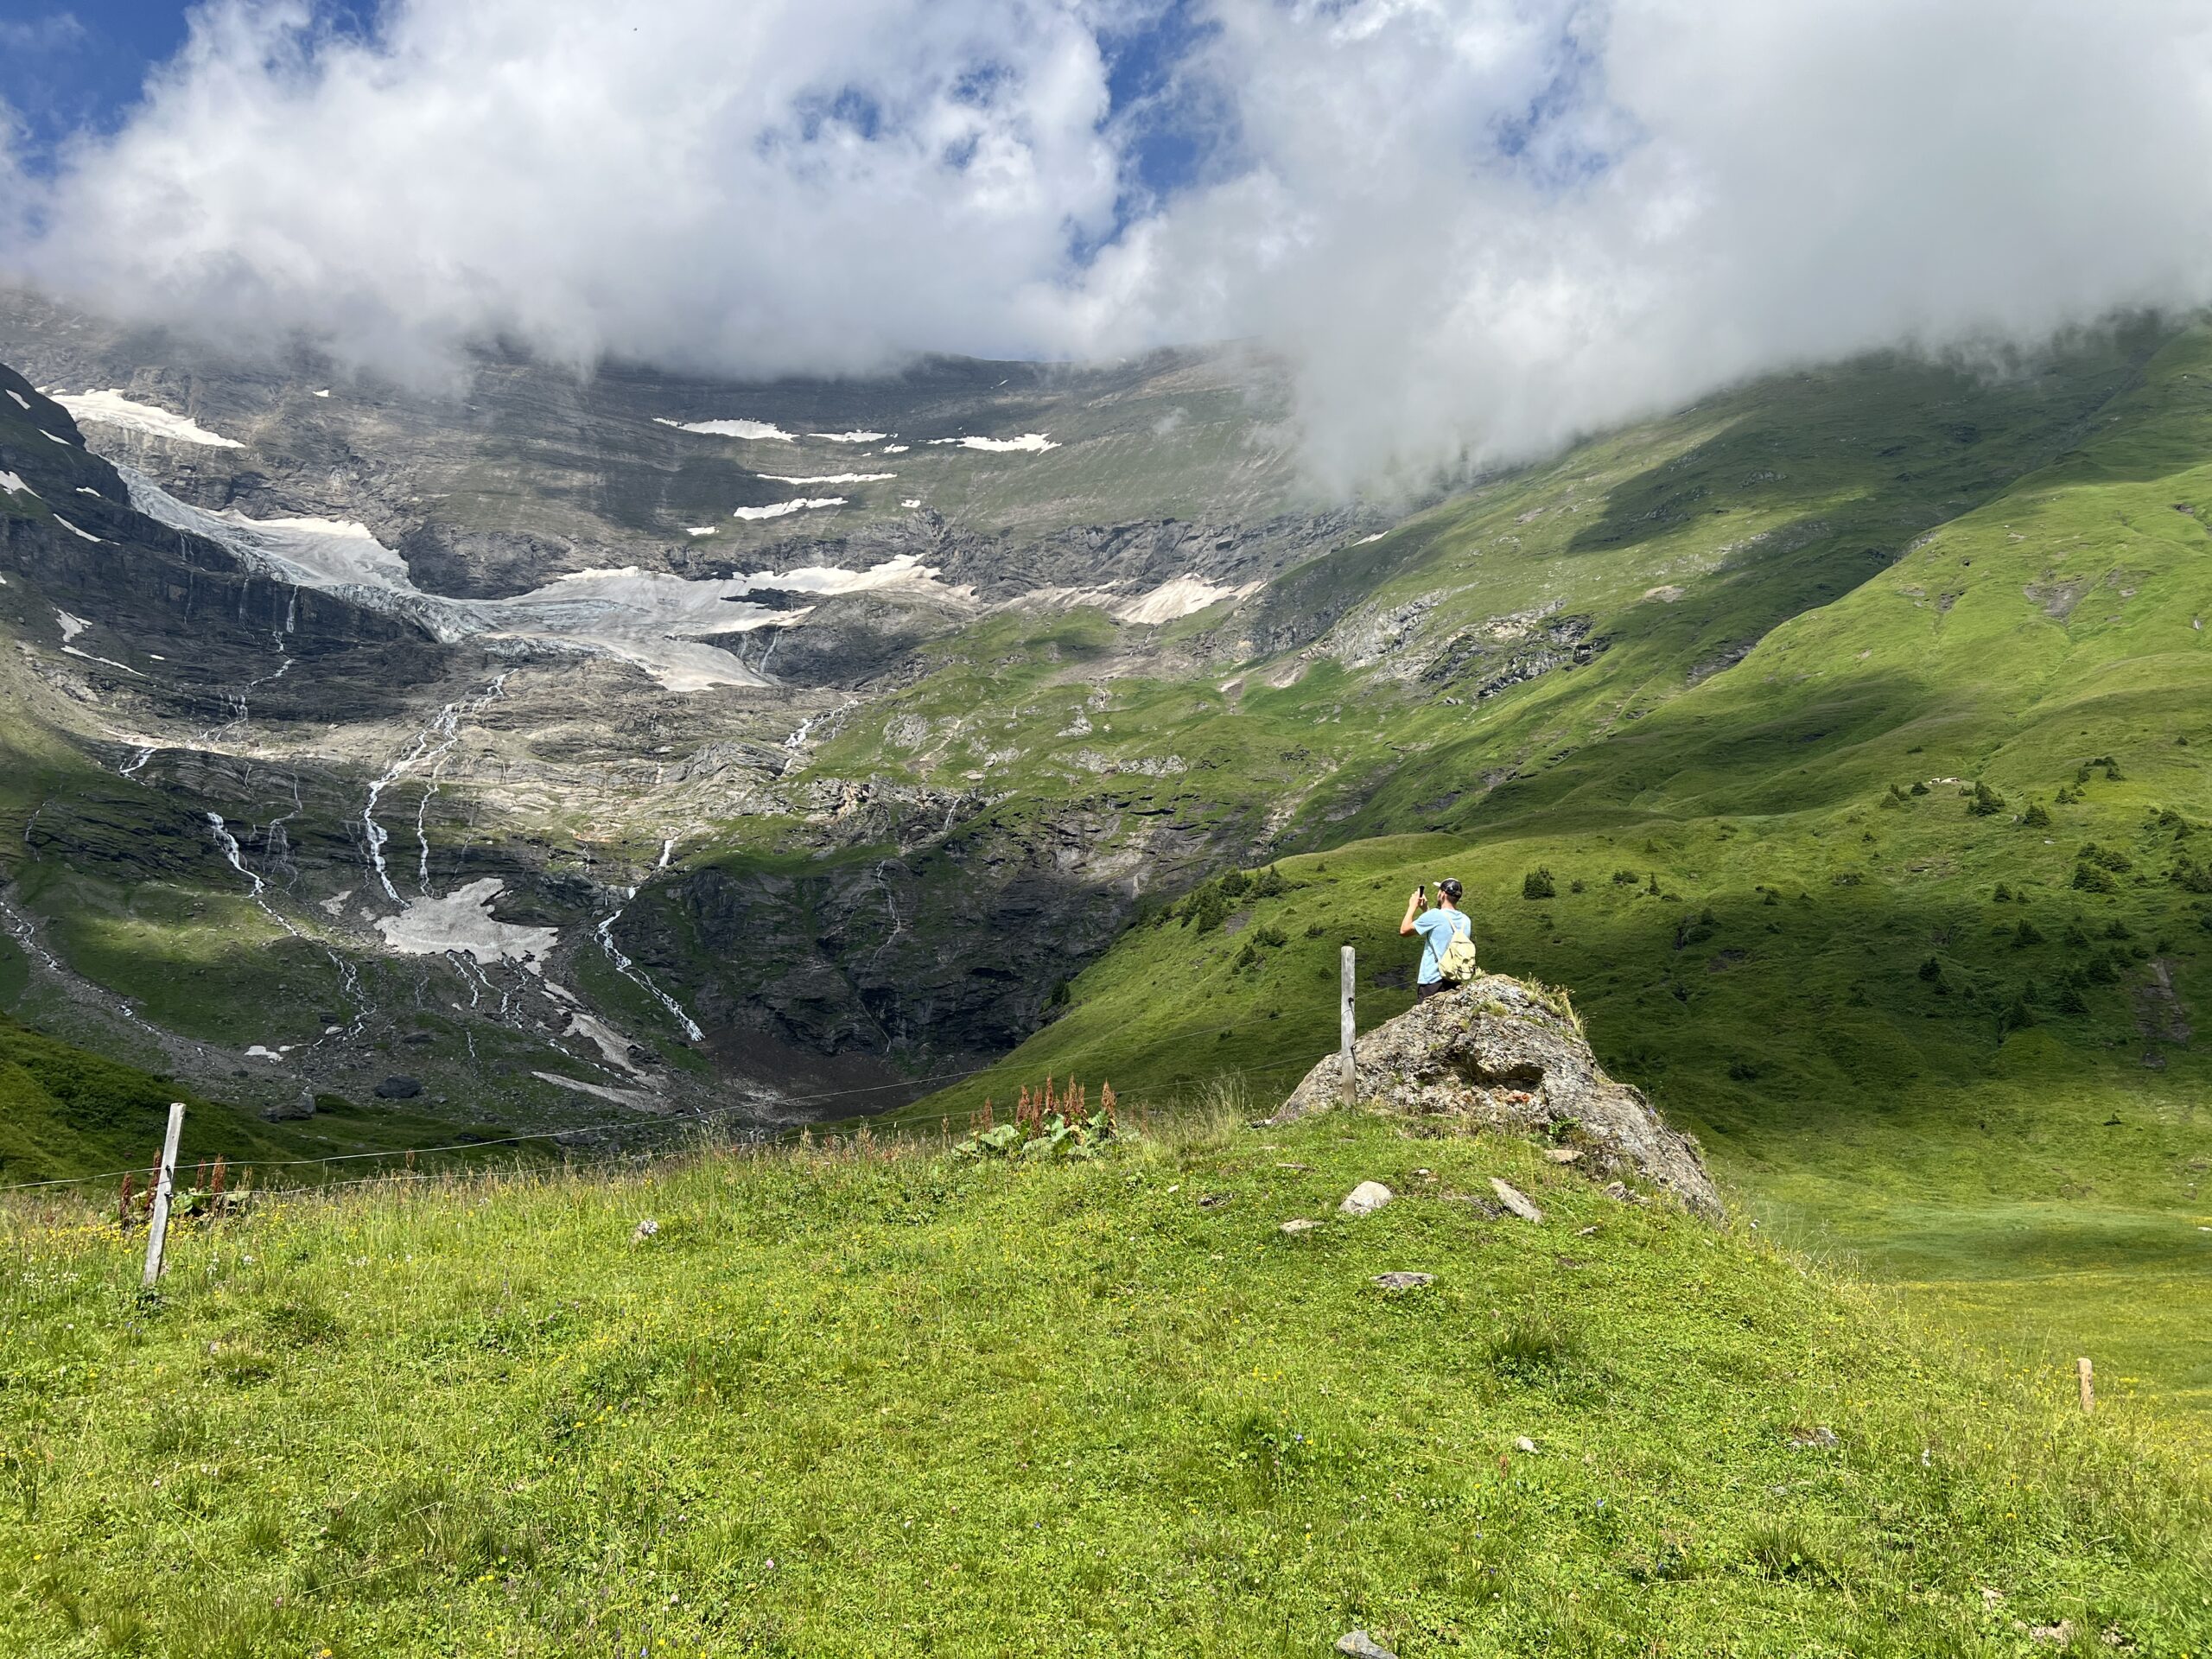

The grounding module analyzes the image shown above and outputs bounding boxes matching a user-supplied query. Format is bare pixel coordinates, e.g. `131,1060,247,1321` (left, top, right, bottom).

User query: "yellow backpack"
1437,914,1478,984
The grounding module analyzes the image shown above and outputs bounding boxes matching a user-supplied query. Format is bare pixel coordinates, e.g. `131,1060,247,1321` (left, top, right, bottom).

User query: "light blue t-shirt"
1413,907,1470,984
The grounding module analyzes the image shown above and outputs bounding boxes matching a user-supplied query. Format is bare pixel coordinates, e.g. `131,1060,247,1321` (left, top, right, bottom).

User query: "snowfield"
928,433,1058,453
732,497,844,521
374,878,561,968
51,390,245,448
654,416,796,441
1112,574,1261,626
118,468,951,693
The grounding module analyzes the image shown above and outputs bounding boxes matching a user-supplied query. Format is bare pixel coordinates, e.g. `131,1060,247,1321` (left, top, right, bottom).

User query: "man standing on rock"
1400,877,1472,1001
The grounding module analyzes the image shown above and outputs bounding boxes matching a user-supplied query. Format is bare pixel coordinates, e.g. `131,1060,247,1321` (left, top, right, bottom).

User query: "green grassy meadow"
5,325,2211,1652
874,325,2212,1420
3,1110,2208,1656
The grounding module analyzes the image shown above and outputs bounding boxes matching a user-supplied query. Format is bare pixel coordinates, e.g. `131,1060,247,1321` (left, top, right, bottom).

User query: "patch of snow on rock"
54,609,88,641
51,390,243,448
118,470,957,693
683,525,718,537
52,516,107,544
763,552,942,596
4,390,28,410
655,416,795,442
809,430,887,443
732,497,843,521
929,433,1058,453
0,470,35,498
375,877,559,969
760,472,894,486
900,498,922,509
314,389,331,397
1112,575,1260,626
882,443,910,454
62,646,143,677
565,1007,646,1075
532,1071,659,1111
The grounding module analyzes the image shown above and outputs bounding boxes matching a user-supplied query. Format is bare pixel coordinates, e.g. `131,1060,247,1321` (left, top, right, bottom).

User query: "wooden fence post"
2076,1356,2094,1415
1339,945,1357,1106
141,1102,186,1292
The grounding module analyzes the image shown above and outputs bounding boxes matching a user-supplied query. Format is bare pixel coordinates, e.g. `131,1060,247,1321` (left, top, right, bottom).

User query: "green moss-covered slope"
2,1116,2205,1655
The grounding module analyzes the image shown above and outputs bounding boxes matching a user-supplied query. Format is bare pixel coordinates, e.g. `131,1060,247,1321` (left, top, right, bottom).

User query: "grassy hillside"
3,1112,2206,1656
887,326,2212,1418
0,1011,563,1192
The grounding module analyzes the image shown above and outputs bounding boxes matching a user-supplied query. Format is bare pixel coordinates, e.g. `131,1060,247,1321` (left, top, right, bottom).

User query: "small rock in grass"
373,1074,423,1100
1280,1218,1322,1236
1515,1435,1537,1452
1543,1147,1583,1164
1336,1632,1397,1659
631,1217,660,1245
1786,1424,1839,1450
1603,1181,1645,1205
1372,1271,1433,1290
1198,1193,1232,1209
1576,1225,1599,1236
1490,1178,1544,1223
1339,1181,1393,1217
1275,1161,1312,1172
2029,1621,2075,1647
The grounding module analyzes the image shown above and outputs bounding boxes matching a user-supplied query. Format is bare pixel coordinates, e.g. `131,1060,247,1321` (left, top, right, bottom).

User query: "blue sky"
0,3,191,165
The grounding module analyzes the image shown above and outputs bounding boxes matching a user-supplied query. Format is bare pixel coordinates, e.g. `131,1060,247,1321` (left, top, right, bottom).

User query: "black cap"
1438,877,1463,901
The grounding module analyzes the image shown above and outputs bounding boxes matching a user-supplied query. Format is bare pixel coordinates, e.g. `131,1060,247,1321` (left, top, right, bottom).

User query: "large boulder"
1273,975,1723,1219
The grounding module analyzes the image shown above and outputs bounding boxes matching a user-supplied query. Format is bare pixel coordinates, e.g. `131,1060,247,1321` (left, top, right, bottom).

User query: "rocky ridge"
1274,974,1724,1219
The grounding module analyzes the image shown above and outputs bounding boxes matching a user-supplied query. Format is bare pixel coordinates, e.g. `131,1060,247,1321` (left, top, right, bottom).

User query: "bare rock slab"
1338,1180,1394,1217
1490,1178,1544,1224
1337,1632,1397,1659
1372,1271,1433,1290
1274,974,1723,1219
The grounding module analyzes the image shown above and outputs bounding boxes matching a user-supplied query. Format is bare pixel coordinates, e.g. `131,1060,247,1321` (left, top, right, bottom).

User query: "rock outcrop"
1274,974,1723,1219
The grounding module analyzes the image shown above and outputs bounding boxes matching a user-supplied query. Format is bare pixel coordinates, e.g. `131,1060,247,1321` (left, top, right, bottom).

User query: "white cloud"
9,0,1120,378
7,0,2212,484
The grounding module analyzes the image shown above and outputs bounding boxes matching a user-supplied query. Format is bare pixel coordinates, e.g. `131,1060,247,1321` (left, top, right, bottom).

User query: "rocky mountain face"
0,294,1399,1149
6,294,2165,1169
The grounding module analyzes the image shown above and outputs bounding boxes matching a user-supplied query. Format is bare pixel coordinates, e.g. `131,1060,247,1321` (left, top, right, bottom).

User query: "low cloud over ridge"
7,0,2212,486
